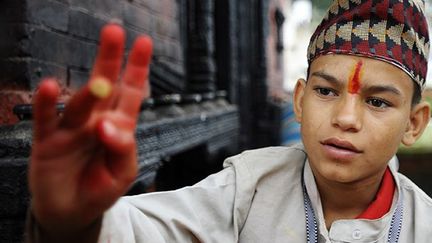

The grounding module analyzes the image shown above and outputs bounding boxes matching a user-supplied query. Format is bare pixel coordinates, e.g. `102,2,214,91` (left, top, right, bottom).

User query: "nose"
331,95,363,132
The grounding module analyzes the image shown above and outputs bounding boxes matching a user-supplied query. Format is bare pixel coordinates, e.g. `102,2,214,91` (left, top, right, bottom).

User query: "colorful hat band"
307,0,430,90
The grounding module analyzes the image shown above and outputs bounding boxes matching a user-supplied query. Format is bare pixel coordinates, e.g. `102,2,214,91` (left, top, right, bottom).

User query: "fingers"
96,118,135,155
82,156,135,212
50,25,150,130
60,24,125,128
90,24,126,82
90,24,126,112
33,79,60,142
59,79,113,129
96,118,137,185
116,36,153,118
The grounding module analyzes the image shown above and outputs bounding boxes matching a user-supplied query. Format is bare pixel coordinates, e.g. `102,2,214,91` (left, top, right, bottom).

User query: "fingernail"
102,120,116,137
90,77,112,99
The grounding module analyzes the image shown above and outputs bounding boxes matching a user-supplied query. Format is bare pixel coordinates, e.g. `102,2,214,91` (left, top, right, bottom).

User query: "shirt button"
352,229,362,240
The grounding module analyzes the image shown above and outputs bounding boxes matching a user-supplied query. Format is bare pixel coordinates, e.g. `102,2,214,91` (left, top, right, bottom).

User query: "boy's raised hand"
29,24,152,239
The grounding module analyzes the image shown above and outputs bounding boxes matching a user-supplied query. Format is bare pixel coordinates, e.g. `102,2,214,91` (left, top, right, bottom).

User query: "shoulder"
223,143,307,171
223,143,307,165
396,173,432,238
397,173,432,207
222,143,307,185
220,144,308,228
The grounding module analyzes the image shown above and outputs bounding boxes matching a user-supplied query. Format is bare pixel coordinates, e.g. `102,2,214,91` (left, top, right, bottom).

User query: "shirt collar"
356,167,395,219
303,156,401,242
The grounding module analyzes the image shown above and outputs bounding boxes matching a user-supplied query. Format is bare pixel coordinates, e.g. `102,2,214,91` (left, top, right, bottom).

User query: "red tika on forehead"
348,61,363,94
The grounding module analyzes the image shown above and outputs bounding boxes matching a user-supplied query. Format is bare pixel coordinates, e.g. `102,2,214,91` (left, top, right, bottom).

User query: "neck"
311,166,386,229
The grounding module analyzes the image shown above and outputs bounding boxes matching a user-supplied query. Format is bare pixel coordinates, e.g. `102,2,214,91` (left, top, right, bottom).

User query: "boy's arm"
98,167,239,243
27,24,152,242
26,213,102,243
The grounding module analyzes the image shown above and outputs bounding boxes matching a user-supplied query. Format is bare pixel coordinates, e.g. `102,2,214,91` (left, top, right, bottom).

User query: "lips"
320,138,362,160
321,138,362,153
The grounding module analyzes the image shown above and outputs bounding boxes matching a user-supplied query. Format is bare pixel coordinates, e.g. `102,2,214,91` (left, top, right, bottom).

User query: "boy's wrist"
26,206,102,243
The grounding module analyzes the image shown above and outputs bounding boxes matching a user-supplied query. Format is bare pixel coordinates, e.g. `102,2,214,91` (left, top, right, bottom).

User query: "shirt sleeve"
98,165,240,243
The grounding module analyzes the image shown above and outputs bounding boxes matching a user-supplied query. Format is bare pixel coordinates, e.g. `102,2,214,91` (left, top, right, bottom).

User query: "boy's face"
294,54,430,184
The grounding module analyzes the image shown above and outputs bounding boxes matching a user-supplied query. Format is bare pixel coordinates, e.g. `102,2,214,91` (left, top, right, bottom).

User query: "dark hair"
411,81,422,107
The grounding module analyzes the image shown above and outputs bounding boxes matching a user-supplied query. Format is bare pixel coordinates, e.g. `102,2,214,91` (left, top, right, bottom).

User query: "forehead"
309,54,414,92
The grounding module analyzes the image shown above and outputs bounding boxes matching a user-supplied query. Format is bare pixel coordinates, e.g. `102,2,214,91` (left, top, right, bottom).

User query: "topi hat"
307,0,430,90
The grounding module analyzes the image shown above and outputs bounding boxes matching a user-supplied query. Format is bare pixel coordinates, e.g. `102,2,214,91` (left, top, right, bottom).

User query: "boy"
27,0,432,242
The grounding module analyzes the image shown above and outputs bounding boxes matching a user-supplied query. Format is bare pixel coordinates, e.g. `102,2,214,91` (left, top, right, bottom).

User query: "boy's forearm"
26,212,102,243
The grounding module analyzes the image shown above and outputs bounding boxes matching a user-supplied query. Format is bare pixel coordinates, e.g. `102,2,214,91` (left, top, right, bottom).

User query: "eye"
366,98,391,109
314,87,337,97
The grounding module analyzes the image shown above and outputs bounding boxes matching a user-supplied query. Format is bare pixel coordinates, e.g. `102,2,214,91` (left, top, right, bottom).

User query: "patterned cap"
307,0,430,90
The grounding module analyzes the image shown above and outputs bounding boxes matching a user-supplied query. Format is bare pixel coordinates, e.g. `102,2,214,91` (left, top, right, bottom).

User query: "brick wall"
0,0,184,125
0,1,285,241
0,0,185,241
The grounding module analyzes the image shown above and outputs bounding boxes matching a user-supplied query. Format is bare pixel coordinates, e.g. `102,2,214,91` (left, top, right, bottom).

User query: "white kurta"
98,144,432,242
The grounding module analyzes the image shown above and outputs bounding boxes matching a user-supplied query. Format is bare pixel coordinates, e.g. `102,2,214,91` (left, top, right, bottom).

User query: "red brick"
0,91,32,125
0,83,72,126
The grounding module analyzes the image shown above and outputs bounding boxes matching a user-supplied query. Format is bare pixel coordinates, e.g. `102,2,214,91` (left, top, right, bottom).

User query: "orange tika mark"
348,60,363,94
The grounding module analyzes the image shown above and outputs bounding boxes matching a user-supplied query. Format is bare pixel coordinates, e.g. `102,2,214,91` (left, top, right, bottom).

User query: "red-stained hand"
29,24,152,237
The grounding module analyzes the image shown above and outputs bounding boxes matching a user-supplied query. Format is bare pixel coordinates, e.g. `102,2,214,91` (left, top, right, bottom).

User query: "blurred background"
0,0,431,242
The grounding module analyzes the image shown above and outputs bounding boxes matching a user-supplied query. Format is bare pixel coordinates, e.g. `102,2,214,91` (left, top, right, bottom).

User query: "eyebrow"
310,71,343,88
362,85,402,96
311,71,403,96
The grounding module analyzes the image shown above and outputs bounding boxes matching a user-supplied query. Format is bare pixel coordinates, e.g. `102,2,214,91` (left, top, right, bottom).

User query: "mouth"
320,138,362,159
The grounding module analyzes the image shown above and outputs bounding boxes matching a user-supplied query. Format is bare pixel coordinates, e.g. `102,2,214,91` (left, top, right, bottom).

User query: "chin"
315,161,361,184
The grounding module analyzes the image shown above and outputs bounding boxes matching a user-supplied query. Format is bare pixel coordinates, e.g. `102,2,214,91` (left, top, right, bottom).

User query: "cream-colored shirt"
96,144,432,242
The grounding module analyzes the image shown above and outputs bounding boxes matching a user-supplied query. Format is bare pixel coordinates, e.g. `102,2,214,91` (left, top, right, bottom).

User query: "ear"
401,101,431,146
293,79,307,123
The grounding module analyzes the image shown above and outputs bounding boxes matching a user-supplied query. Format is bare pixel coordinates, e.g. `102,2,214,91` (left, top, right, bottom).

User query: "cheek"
300,104,328,146
366,117,407,153
300,102,325,131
